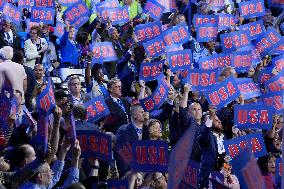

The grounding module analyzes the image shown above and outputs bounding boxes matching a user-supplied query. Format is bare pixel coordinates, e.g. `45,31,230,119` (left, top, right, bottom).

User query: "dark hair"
73,105,87,120
12,50,25,64
91,64,103,79
8,144,32,169
54,89,68,100
257,153,275,174
66,182,86,189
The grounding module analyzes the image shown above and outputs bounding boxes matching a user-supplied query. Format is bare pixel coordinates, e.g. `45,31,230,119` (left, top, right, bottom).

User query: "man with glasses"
67,76,90,105
0,19,21,50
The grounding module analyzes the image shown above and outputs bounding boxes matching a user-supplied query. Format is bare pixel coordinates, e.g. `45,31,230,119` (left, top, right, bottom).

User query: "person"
34,64,46,87
104,77,131,134
73,105,100,130
0,46,27,96
20,139,81,189
197,108,227,189
67,75,90,105
59,22,79,68
257,154,277,189
115,104,150,177
219,162,240,189
12,50,36,111
24,26,48,68
85,63,109,99
0,19,21,50
148,119,163,140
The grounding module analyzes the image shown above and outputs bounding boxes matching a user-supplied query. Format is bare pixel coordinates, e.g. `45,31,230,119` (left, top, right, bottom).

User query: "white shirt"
213,132,226,154
4,30,13,44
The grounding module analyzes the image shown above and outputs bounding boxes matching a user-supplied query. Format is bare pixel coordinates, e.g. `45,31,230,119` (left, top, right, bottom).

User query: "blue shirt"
20,165,79,189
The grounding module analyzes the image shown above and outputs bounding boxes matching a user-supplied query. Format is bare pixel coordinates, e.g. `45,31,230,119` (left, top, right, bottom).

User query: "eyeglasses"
70,82,80,86
30,32,37,35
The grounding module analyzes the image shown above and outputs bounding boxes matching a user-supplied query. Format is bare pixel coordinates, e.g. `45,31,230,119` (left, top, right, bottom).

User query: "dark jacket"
104,97,131,134
197,125,226,189
114,123,149,177
0,31,22,50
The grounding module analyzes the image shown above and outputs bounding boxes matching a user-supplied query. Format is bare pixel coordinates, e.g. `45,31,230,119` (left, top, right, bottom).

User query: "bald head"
188,102,202,124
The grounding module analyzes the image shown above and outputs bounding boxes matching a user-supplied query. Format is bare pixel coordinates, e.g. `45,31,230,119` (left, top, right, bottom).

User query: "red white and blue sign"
196,23,218,42
140,76,170,112
143,36,165,58
265,70,284,93
83,96,110,122
167,119,197,189
77,129,112,163
34,0,54,7
262,91,284,114
234,104,274,130
204,76,241,110
198,52,232,70
36,79,55,115
231,147,265,189
162,23,190,46
224,132,267,159
18,0,34,7
238,0,265,19
218,14,236,31
167,49,192,71
236,78,261,100
193,14,219,28
139,61,163,82
135,21,162,43
187,68,219,92
220,30,251,52
268,0,284,7
131,140,169,173
143,0,165,21
63,2,90,29
2,3,22,26
253,28,282,57
58,0,80,6
31,7,55,25
238,20,266,40
231,50,253,73
107,6,130,25
179,160,200,189
91,42,117,63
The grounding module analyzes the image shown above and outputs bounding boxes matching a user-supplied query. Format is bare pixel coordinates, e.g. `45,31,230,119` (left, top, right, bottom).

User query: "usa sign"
238,0,265,19
236,78,261,100
187,69,219,92
91,42,117,63
135,21,162,43
139,61,163,82
224,132,267,159
220,30,251,52
77,130,112,163
234,104,274,130
204,76,241,110
238,20,266,40
198,52,232,70
167,49,192,71
253,28,282,57
131,140,169,173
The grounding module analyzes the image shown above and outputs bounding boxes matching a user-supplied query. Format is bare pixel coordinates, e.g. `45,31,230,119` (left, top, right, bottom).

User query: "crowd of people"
0,0,283,188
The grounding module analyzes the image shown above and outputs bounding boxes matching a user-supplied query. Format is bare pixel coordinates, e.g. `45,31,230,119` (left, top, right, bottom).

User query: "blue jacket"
197,125,226,188
59,31,79,67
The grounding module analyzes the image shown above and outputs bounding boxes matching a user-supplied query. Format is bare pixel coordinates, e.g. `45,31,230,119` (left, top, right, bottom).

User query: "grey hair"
0,46,13,60
108,27,117,38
